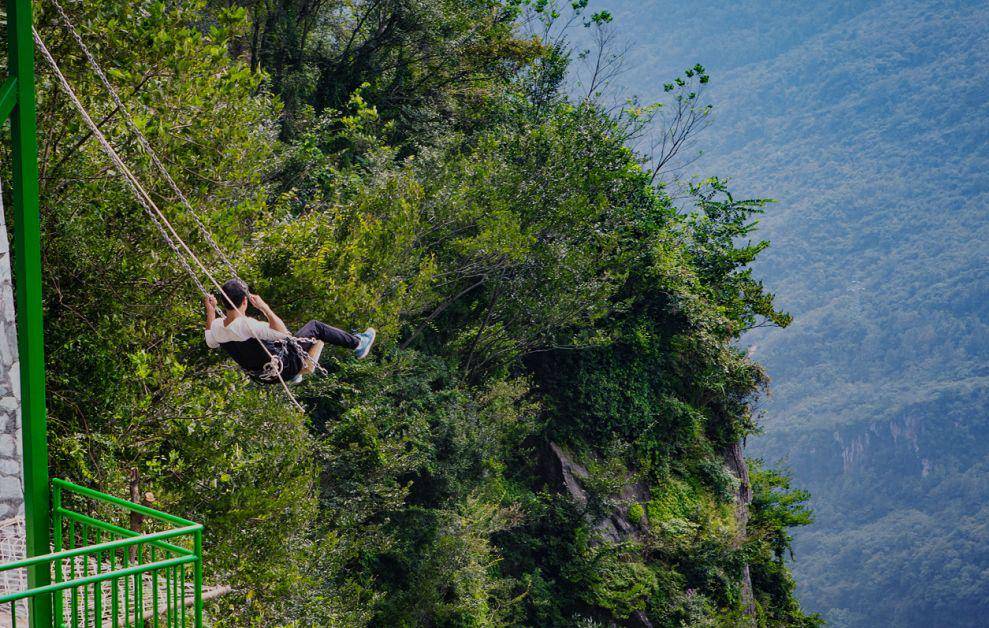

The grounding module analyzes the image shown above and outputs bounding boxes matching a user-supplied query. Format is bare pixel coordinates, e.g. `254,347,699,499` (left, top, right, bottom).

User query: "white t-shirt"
205,316,289,349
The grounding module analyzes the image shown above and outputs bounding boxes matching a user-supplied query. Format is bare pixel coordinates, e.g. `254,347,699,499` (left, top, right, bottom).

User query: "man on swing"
204,279,376,383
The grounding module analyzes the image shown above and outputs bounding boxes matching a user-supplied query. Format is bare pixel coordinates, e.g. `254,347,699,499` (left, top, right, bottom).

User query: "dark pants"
267,320,359,381
296,319,360,350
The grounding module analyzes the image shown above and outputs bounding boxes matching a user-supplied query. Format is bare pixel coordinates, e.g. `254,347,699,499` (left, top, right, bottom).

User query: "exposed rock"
545,441,649,544
546,440,755,623
630,610,654,627
721,441,755,620
547,441,591,507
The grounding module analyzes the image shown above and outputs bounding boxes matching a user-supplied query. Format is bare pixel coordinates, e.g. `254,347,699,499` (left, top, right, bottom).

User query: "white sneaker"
354,328,376,359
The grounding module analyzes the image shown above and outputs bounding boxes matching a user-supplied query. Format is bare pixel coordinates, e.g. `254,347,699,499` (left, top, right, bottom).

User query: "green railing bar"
193,529,202,627
165,565,171,628
94,529,103,626
0,76,17,121
56,509,194,557
0,555,196,603
135,545,144,628
124,547,130,626
171,565,177,628
152,546,159,626
53,480,198,527
110,553,118,628
52,485,63,628
181,563,186,627
68,516,77,625
163,563,169,628
81,523,89,627
0,526,200,573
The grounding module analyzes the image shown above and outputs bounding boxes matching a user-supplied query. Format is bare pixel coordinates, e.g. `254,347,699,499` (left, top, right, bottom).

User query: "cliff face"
759,386,989,626
546,442,650,545
721,442,756,618
544,439,758,625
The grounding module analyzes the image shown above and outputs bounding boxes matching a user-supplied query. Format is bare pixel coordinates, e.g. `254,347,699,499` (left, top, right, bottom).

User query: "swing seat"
218,338,315,385
219,338,283,381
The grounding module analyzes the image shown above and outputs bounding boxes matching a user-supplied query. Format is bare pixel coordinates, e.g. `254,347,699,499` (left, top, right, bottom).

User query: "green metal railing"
0,0,209,624
0,480,203,627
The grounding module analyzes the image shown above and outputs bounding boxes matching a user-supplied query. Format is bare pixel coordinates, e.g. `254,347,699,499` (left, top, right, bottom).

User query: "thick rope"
47,0,327,380
49,0,241,282
34,29,308,412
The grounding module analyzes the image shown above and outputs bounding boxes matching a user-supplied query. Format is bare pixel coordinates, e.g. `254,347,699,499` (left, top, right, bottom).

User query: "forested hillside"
588,0,989,625
20,0,815,625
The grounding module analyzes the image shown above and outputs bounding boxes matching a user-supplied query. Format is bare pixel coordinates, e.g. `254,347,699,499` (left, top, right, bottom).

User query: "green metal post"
6,0,52,626
51,485,62,626
193,530,202,627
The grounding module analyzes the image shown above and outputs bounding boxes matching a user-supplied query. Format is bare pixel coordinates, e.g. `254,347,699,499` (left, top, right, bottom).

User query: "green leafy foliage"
26,0,815,624
746,463,821,627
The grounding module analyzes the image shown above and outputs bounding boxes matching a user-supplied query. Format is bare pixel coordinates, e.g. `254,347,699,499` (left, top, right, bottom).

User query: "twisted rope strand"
34,28,307,412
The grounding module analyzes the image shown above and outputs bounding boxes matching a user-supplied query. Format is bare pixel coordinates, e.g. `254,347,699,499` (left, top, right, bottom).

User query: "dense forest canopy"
19,0,817,624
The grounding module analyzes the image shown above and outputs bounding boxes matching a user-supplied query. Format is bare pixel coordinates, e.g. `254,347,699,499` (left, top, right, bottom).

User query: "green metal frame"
4,0,53,624
1,2,206,626
0,479,204,627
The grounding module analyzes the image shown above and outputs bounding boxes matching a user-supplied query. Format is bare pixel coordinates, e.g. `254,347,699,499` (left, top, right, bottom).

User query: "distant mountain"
588,1,989,625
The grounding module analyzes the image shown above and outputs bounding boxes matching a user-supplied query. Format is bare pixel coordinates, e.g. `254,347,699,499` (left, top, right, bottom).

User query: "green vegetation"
25,0,817,624
583,2,989,624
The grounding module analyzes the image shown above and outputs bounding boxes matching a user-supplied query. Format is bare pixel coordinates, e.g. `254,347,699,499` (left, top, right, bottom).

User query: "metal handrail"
0,555,197,604
0,480,205,626
55,510,196,558
51,480,198,528
0,527,200,574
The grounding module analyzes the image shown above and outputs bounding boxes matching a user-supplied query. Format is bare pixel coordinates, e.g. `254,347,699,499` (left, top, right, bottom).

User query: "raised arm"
204,294,217,330
249,294,289,334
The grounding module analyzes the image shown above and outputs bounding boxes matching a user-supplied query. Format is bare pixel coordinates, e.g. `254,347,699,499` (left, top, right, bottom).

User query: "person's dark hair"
219,278,249,309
